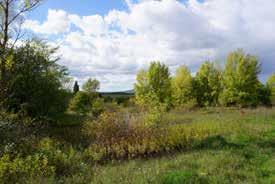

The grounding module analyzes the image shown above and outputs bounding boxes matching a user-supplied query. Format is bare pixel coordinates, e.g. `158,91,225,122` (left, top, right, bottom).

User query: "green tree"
257,84,271,106
220,49,261,107
0,0,42,106
69,78,103,116
69,92,103,116
172,65,194,106
82,78,100,93
73,81,80,94
69,92,93,115
193,61,222,106
135,69,150,106
267,73,275,105
135,62,172,109
5,40,70,116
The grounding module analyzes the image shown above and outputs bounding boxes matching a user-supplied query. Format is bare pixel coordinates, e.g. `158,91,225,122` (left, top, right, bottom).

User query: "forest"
0,0,275,183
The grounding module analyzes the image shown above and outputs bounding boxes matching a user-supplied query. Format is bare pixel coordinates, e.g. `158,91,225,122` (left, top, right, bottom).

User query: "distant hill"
99,89,135,98
122,89,135,94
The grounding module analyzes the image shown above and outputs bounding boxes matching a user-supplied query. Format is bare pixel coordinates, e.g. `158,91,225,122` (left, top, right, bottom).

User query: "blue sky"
23,0,275,91
29,0,205,20
28,0,128,20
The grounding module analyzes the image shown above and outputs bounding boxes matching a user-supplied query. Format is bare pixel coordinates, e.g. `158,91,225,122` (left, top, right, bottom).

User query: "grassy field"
91,108,275,184
0,107,274,183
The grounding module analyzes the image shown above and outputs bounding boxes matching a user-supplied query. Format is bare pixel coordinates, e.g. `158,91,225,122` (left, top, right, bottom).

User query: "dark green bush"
4,40,70,117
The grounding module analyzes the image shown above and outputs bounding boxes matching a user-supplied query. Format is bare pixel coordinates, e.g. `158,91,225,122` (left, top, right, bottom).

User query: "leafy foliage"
135,69,150,106
69,91,103,116
220,50,262,107
172,65,194,107
135,62,172,110
267,73,275,104
4,40,70,117
69,78,103,116
193,61,222,107
0,154,55,184
82,78,100,93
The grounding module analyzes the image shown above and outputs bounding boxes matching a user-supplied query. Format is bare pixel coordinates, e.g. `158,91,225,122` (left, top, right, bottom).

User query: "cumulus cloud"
23,9,71,34
23,0,275,91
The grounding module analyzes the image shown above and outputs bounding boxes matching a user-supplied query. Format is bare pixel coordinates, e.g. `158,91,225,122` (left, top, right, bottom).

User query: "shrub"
0,154,55,183
37,138,91,177
82,110,234,161
69,92,103,116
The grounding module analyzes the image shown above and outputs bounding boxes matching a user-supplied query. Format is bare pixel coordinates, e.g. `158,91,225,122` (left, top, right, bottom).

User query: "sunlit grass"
0,107,274,183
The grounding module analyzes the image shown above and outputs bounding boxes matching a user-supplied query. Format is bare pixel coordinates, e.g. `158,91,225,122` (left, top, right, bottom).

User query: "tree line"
1,1,275,119
1,41,275,118
135,49,275,109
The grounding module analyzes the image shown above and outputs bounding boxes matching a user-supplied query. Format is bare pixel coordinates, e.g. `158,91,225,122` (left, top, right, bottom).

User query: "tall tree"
220,49,261,107
193,61,222,106
172,65,194,106
6,40,69,116
135,61,172,109
82,78,100,93
135,69,150,106
0,0,41,105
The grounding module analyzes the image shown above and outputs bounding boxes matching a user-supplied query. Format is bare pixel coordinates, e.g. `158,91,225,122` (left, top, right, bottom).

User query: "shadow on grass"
37,113,90,147
161,170,209,184
256,139,275,149
256,130,275,149
194,135,244,150
52,113,87,127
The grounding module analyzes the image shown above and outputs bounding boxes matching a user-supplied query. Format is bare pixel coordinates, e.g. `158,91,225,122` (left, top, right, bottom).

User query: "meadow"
0,107,274,183
0,1,275,183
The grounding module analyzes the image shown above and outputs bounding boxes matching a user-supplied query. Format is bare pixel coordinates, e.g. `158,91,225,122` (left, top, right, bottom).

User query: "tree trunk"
0,0,10,105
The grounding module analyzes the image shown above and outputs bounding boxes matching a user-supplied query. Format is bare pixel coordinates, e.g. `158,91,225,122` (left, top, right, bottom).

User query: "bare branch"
7,0,41,26
10,19,24,49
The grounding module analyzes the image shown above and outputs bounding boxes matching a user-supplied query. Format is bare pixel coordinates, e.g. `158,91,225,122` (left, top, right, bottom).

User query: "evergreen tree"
73,81,80,94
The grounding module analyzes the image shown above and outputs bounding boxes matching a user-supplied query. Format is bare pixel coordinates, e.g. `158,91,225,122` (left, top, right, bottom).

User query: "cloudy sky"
23,0,275,91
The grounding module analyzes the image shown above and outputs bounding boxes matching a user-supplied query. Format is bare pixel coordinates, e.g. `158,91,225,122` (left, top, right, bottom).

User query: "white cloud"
69,14,108,36
23,0,275,91
23,9,70,34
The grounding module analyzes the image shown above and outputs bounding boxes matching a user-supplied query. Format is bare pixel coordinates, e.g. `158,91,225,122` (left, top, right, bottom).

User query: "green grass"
0,108,274,183
90,108,275,184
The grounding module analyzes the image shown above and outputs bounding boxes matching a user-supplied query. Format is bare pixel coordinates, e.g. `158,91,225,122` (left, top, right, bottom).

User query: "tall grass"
0,107,274,183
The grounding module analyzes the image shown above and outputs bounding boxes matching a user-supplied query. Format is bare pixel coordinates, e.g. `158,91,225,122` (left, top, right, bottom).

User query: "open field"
0,107,274,183
91,108,275,184
1,1,275,184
